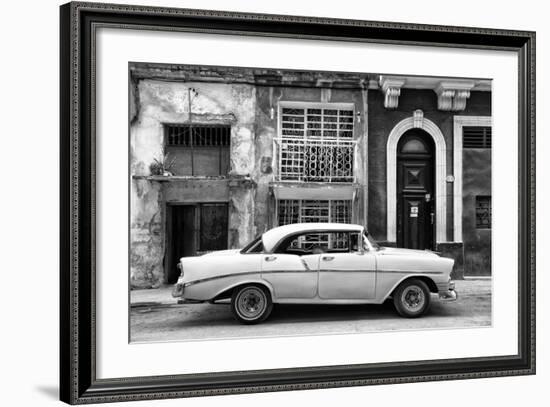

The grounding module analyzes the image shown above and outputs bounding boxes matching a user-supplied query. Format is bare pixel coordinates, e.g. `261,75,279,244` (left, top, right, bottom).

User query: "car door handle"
265,255,277,262
322,256,334,261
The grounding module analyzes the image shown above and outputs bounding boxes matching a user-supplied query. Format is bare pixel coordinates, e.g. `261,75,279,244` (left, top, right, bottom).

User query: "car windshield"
365,231,381,250
240,235,263,254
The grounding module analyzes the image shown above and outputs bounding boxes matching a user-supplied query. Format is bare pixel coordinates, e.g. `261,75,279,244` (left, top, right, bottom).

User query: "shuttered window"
463,126,492,149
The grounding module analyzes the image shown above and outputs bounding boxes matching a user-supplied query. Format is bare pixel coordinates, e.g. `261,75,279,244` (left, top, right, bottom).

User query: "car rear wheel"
231,285,273,324
393,278,431,318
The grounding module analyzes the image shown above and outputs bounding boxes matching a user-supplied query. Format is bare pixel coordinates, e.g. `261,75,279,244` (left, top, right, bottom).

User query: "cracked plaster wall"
130,79,256,288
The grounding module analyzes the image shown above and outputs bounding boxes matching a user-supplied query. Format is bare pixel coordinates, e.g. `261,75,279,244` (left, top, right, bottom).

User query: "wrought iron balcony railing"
274,137,357,183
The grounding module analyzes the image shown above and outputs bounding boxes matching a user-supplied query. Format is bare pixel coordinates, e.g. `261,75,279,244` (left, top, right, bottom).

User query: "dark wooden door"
167,205,196,284
166,203,229,283
396,130,435,250
199,204,228,253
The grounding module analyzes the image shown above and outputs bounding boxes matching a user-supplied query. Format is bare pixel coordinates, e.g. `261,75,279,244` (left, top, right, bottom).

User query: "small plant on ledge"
149,148,177,176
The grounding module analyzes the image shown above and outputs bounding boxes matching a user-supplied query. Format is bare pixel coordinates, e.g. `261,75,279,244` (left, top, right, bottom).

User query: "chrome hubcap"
401,285,425,312
237,288,266,319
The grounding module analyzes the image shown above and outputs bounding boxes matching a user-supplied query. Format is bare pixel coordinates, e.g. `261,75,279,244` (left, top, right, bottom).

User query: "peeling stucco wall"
253,86,279,234
130,179,164,288
130,79,257,288
228,182,256,248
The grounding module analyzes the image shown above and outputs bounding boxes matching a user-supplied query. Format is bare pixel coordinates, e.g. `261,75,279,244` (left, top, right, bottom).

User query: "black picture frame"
60,2,536,404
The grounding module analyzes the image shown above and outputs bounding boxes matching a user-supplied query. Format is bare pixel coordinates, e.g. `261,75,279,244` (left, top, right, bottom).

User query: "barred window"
463,126,492,148
475,196,491,229
164,124,230,176
277,199,352,225
166,124,231,147
277,105,356,182
281,107,354,139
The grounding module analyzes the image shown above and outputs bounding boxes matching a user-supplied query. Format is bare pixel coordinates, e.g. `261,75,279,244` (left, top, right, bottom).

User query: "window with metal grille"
164,124,230,176
277,199,352,250
475,196,491,229
463,126,492,148
277,199,352,225
281,107,354,139
277,105,356,182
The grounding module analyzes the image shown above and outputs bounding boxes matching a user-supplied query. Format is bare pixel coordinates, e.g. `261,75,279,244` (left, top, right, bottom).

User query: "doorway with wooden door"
165,203,228,284
396,129,435,250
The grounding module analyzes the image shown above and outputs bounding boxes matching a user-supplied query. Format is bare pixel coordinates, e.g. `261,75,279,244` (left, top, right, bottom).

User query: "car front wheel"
393,278,431,318
231,285,273,324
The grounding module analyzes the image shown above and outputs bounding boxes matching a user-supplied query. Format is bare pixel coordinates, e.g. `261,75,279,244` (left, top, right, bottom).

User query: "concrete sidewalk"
130,278,492,307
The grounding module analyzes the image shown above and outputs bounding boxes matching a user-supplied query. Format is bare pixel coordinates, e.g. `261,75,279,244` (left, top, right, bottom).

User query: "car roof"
262,223,364,253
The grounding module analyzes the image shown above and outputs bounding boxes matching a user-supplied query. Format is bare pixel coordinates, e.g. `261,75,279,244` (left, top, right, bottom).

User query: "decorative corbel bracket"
413,109,424,128
435,81,475,111
379,76,406,109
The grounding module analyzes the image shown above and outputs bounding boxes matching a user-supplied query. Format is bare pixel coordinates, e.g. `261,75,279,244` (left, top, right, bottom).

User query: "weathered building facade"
129,63,492,288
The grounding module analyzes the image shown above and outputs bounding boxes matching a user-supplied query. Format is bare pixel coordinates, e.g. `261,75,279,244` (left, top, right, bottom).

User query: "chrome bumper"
439,289,458,302
171,283,184,298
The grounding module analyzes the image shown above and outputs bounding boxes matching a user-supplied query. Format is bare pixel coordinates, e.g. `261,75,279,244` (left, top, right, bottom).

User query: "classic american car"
172,223,457,324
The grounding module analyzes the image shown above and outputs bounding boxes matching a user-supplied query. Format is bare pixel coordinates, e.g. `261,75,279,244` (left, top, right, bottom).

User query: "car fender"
381,273,440,302
211,277,276,302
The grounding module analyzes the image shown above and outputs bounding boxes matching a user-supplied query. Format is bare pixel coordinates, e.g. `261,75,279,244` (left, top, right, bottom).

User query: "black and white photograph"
129,63,493,342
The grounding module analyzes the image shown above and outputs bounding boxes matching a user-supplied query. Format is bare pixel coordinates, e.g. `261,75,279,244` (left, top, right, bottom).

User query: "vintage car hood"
378,247,440,257
202,249,241,257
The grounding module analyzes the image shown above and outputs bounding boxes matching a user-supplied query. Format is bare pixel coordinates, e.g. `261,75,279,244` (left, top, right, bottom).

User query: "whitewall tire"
231,285,273,324
393,278,431,318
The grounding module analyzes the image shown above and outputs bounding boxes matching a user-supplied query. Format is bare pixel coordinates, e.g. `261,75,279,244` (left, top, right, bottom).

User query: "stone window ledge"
132,174,256,188
133,174,229,182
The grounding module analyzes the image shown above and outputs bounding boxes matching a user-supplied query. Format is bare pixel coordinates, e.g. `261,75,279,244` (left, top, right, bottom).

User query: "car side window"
277,231,355,255
247,240,264,253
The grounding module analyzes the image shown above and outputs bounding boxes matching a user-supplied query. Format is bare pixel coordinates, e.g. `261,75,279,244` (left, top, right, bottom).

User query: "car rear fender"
212,279,276,302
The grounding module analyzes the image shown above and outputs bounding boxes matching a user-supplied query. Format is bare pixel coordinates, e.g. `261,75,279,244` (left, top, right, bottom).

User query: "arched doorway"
396,129,435,249
386,111,447,245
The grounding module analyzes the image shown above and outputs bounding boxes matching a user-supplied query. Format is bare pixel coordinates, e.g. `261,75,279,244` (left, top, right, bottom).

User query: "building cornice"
375,75,490,112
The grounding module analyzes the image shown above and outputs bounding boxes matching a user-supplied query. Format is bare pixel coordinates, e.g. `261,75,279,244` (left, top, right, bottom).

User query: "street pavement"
130,279,491,342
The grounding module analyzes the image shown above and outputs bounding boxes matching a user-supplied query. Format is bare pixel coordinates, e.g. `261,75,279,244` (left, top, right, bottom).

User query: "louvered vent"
463,126,492,148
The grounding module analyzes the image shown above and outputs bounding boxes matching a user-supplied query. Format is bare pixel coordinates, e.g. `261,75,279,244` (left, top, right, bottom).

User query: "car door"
261,253,319,299
317,232,376,299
